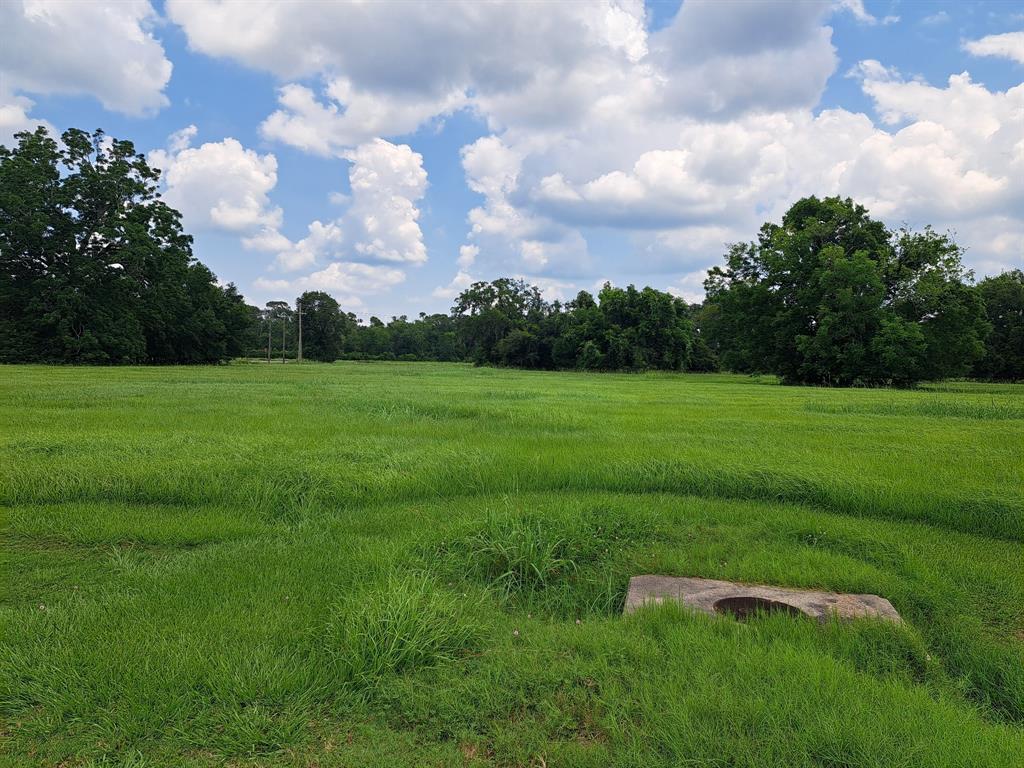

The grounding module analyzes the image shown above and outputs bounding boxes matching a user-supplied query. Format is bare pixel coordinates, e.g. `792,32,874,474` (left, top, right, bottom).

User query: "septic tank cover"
623,575,901,623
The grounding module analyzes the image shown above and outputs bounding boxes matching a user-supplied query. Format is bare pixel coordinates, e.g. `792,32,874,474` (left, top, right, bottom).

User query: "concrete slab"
623,575,901,623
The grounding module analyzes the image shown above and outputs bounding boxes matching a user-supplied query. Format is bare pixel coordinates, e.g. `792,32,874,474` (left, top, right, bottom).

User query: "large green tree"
974,269,1024,381
0,127,257,364
451,278,548,365
596,283,692,371
704,196,988,385
297,291,347,362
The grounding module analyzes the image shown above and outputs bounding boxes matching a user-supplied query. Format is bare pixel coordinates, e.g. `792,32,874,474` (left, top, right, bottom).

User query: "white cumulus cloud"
260,80,465,156
964,31,1024,65
344,139,428,265
432,270,476,300
0,0,171,116
271,221,344,271
0,90,53,148
149,130,283,235
254,261,405,307
248,139,428,308
161,0,1024,299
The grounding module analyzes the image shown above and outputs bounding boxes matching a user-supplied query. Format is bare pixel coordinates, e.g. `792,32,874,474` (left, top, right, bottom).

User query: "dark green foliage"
974,270,1024,381
686,302,720,372
340,312,466,362
451,277,549,365
297,291,348,362
704,196,990,385
448,279,694,371
334,278,695,372
0,127,259,364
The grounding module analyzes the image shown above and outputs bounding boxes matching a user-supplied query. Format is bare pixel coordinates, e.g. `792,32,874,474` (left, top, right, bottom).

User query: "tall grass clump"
465,514,580,595
324,574,481,689
449,507,656,616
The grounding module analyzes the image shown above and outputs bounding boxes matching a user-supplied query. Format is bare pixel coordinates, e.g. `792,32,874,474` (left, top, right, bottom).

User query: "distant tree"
360,316,393,358
388,315,425,359
447,279,693,372
576,340,604,370
886,228,988,382
497,328,541,368
223,284,264,357
550,291,602,368
297,291,345,362
974,270,1024,381
596,283,692,371
0,126,258,364
415,313,465,361
686,303,720,372
451,278,547,364
704,196,988,385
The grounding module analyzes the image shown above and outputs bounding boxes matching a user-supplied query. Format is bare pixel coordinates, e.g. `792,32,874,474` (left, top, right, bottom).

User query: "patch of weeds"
6,438,72,456
79,751,151,768
373,399,482,422
466,515,579,595
324,573,481,689
444,506,657,616
205,702,308,757
372,636,612,762
928,616,1024,724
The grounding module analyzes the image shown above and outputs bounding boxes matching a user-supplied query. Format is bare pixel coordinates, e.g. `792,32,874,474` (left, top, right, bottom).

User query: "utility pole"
281,314,286,364
297,298,303,364
267,319,271,363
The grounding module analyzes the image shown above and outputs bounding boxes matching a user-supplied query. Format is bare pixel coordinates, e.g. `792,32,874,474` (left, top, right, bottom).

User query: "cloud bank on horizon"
1,0,1022,316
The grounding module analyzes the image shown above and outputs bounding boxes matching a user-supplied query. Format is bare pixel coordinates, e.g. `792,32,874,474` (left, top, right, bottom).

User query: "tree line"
223,196,1024,385
251,279,709,373
2,127,1021,383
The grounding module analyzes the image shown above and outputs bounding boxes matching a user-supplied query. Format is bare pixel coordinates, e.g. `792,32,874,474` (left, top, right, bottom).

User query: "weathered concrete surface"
623,575,901,623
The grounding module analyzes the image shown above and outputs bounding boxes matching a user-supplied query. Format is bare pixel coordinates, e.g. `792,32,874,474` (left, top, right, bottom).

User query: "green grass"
1,362,1022,766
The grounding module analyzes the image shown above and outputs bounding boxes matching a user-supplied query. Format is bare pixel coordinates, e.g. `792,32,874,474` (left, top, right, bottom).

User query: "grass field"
2,362,1022,767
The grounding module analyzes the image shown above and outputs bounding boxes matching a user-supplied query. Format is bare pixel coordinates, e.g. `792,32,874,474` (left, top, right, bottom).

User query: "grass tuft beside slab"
328,573,482,688
1,363,1022,766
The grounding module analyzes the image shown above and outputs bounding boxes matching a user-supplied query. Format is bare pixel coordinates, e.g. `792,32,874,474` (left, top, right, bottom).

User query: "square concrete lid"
624,575,901,623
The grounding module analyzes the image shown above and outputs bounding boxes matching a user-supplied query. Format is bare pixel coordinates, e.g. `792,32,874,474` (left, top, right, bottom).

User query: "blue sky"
2,0,1022,319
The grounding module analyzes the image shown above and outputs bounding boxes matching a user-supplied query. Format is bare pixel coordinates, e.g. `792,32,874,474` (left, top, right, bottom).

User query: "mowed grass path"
1,363,1022,766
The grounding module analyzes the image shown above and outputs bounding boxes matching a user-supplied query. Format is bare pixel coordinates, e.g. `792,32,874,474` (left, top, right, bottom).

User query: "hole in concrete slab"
713,596,806,621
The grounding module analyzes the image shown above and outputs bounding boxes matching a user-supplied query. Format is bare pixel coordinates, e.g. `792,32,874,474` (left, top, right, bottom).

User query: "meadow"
1,362,1022,767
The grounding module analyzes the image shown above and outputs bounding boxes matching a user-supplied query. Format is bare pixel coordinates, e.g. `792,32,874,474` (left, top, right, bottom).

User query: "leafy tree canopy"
974,269,1024,381
298,291,350,362
703,196,989,385
0,127,256,364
